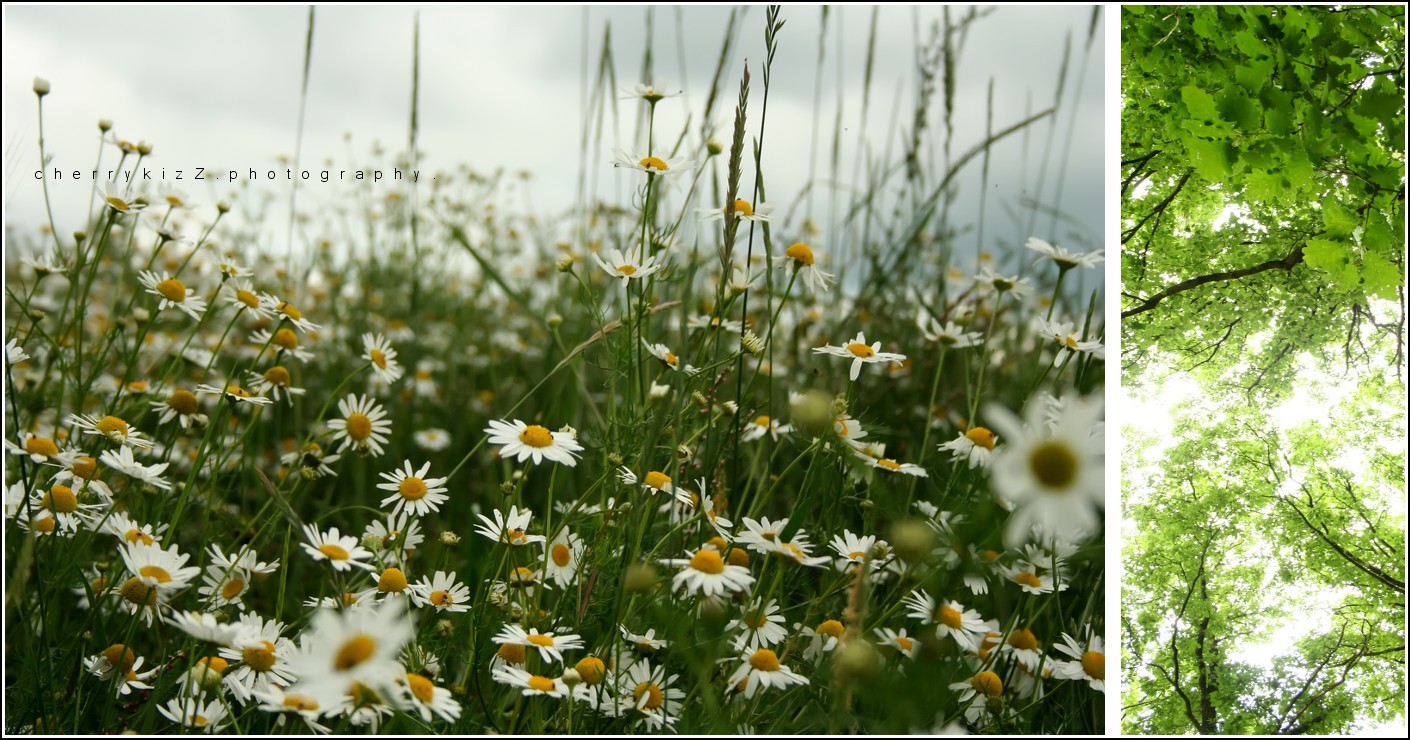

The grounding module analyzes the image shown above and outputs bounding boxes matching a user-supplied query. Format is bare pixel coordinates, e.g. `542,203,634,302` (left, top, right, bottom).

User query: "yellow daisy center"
664,351,679,367
816,619,845,639
44,485,78,514
167,389,200,415
235,289,260,308
102,644,137,674
96,415,129,439
155,278,187,303
33,516,57,534
633,682,664,710
106,196,131,211
24,436,59,457
551,543,572,567
1029,441,1077,488
370,349,387,369
345,413,373,441
644,471,672,490
430,590,453,606
527,675,557,692
639,156,668,171
727,547,750,567
243,641,277,672
224,385,250,398
509,566,536,586
505,529,527,544
273,328,299,350
1015,571,1042,588
525,634,555,647
398,477,428,500
1081,650,1105,680
1008,628,1039,651
277,301,302,320
892,636,914,652
264,366,292,387
119,577,158,606
497,643,527,665
731,199,754,217
748,648,781,671
575,656,605,685
318,543,350,560
378,568,408,593
753,415,771,427
519,425,553,448
785,243,815,266
139,565,172,583
846,342,875,358
406,673,436,704
199,656,229,673
972,671,1003,698
965,426,996,450
877,458,902,471
221,578,246,600
283,694,319,711
689,549,725,575
617,265,637,276
334,634,377,671
124,528,155,546
939,604,964,630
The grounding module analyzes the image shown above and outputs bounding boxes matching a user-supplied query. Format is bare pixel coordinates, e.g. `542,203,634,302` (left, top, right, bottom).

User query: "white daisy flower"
150,388,208,428
491,666,569,698
1001,627,1045,671
158,696,229,732
686,314,744,332
99,445,172,490
222,278,271,318
100,181,147,214
68,413,153,449
138,270,206,319
6,338,31,365
774,242,835,293
543,529,584,588
485,419,583,467
376,460,449,517
246,366,305,405
1035,316,1104,368
812,332,907,382
1025,236,1103,270
728,599,789,650
327,394,392,457
611,148,694,176
362,333,403,384
591,247,664,287
258,293,321,334
617,467,695,507
117,541,200,624
698,199,773,223
902,590,987,649
642,339,694,373
84,645,158,697
492,624,585,664
875,627,921,659
474,505,547,547
917,312,982,348
610,659,684,729
620,625,670,654
727,647,808,698
251,327,316,363
196,382,273,406
950,670,1005,725
740,415,790,442
662,547,755,597
396,672,462,723
6,431,61,463
300,523,376,571
985,394,1103,547
1052,631,1105,692
283,599,416,710
939,426,998,469
413,428,452,451
409,571,471,613
796,619,846,663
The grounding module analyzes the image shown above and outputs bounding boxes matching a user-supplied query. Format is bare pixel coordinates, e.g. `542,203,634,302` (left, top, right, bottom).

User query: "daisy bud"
623,563,658,594
546,313,563,328
361,534,385,552
435,619,454,636
574,656,606,686
691,391,709,407
133,307,150,323
741,330,765,355
439,531,461,545
98,119,113,132
891,519,935,564
721,401,739,415
136,141,153,155
73,231,87,244
488,590,507,608
33,77,50,96
216,201,231,214
706,138,724,156
676,444,693,463
790,389,833,437
555,254,575,272
499,481,515,495
606,451,624,466
26,308,47,322
834,639,880,681
560,668,583,687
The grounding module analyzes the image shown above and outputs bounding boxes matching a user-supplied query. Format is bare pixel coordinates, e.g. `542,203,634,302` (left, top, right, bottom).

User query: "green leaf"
1321,199,1357,239
1303,238,1358,290
1184,136,1234,180
1360,252,1401,300
1235,60,1275,93
1181,85,1221,122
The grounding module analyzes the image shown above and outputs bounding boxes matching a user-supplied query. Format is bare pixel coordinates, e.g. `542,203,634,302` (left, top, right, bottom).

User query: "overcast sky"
3,5,1103,262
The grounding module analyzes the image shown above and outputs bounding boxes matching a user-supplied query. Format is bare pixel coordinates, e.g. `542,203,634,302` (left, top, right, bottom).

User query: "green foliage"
1122,5,1406,735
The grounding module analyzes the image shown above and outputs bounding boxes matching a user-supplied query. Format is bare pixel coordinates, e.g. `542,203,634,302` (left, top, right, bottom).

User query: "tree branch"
1123,245,1305,320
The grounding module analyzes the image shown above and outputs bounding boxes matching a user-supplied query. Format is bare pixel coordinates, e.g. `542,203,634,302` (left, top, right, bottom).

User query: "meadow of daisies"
4,10,1105,735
